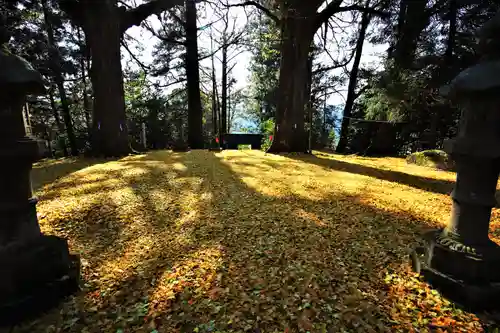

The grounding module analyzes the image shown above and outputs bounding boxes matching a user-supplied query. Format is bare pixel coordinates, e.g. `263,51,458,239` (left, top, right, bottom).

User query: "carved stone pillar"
411,10,500,309
0,34,80,325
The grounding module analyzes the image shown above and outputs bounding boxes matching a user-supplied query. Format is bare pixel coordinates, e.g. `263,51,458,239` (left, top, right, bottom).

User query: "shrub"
261,136,272,151
406,150,455,171
260,119,275,152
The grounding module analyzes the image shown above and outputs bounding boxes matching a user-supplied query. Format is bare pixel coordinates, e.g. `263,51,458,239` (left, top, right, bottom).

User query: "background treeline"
2,0,497,157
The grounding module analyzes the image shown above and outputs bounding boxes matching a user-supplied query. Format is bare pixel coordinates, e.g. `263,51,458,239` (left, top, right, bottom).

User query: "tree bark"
391,0,429,69
55,76,78,156
185,0,204,149
336,10,371,153
267,13,315,153
426,0,457,149
60,0,183,156
45,127,54,158
211,40,219,141
306,54,313,153
85,1,129,157
41,0,78,156
48,87,68,157
445,0,457,70
220,8,230,137
221,42,228,137
228,77,232,133
234,0,384,153
77,27,92,137
216,86,221,141
322,96,328,147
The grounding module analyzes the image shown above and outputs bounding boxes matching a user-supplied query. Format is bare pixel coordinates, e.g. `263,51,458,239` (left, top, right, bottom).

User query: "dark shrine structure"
222,134,264,150
0,29,80,324
410,10,500,309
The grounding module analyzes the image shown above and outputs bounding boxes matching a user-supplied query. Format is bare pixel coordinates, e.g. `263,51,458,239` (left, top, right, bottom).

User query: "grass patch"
16,150,497,332
237,144,252,150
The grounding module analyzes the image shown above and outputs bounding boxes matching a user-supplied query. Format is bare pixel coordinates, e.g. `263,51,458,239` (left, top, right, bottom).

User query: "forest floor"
11,150,500,332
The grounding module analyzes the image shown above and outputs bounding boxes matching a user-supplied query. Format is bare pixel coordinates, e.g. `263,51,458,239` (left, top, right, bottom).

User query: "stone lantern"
411,10,500,309
0,32,80,324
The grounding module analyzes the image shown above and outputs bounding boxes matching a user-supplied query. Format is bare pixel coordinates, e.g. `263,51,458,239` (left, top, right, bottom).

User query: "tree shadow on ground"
286,153,456,196
15,150,489,332
32,157,117,192
289,153,500,209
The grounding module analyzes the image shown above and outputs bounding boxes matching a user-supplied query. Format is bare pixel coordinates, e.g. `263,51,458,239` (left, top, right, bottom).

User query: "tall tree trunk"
322,96,327,147
48,88,68,157
45,128,54,158
387,0,406,59
185,0,204,149
55,77,78,155
211,41,218,142
306,54,313,153
77,27,92,137
336,10,371,153
426,0,457,149
85,1,129,157
391,0,429,69
41,0,78,156
267,13,315,153
221,43,228,137
445,0,457,71
227,77,232,133
60,0,183,156
216,88,221,141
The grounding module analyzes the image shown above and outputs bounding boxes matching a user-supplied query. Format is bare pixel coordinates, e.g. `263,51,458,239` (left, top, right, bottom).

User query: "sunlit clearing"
20,150,487,332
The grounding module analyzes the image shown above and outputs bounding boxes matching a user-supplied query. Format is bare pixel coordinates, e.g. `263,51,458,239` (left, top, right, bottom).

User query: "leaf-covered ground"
11,150,500,332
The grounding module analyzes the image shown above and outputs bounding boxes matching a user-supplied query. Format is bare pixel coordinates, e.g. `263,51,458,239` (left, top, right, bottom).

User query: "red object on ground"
215,137,219,143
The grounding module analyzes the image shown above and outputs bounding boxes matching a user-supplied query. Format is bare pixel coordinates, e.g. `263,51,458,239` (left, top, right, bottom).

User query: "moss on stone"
406,150,455,171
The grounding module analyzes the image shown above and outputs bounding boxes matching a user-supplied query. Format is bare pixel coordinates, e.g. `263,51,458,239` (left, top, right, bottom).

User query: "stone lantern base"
411,230,500,310
0,136,80,325
0,235,80,325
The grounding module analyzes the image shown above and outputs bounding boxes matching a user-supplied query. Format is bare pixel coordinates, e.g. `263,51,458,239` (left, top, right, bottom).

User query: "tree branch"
121,0,184,33
313,28,357,75
168,9,186,26
314,3,388,30
142,20,187,46
155,77,187,88
313,62,348,75
224,1,279,24
354,84,370,99
227,48,246,63
121,38,151,72
314,0,343,30
227,62,237,73
167,42,227,72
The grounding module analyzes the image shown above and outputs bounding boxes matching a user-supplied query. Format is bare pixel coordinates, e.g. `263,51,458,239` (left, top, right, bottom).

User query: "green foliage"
353,1,500,155
246,14,280,127
237,144,251,150
361,88,396,122
121,65,213,149
328,129,337,149
3,0,91,155
237,127,251,133
261,136,272,151
260,118,275,135
260,118,274,151
406,150,455,171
